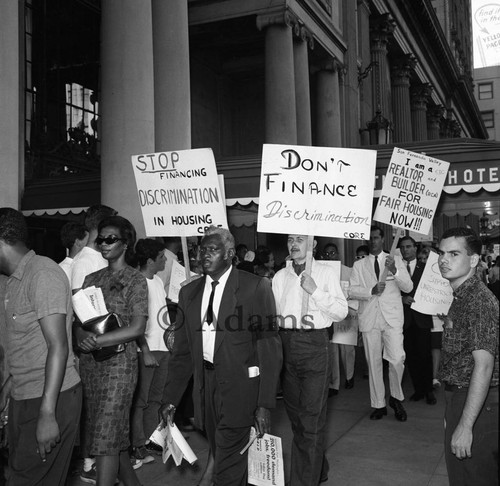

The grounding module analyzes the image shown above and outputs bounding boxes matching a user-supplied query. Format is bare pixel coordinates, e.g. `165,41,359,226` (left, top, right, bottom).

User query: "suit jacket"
349,252,413,332
401,260,433,329
164,266,282,430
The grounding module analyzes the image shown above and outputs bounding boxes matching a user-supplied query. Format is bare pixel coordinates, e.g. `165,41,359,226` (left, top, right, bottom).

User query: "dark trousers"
444,386,498,486
280,329,331,486
403,324,433,394
203,368,250,486
8,383,82,486
130,351,170,447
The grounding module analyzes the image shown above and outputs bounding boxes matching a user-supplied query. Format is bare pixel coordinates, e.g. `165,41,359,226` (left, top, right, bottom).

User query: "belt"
444,383,467,392
444,382,498,392
203,359,215,370
279,327,327,333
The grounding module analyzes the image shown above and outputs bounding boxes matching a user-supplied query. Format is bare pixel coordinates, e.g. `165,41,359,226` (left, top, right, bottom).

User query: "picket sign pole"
181,236,191,282
300,235,315,328
379,227,403,283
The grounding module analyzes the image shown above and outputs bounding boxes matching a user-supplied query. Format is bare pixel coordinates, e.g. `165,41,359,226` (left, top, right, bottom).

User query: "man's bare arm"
38,313,69,461
450,349,494,460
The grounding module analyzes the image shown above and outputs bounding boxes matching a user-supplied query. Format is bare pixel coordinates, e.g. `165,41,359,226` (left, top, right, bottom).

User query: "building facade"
474,65,500,141
0,0,497,262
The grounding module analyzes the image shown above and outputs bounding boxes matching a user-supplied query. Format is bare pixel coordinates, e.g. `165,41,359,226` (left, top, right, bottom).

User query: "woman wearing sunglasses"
75,216,148,486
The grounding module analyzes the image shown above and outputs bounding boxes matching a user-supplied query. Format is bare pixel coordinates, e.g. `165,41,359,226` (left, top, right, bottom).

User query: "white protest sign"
131,148,228,237
411,251,453,315
332,307,359,346
257,144,376,240
373,147,449,235
247,428,285,486
168,259,199,303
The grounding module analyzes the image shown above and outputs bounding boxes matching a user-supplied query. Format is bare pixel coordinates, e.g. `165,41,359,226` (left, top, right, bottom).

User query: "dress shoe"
345,378,354,389
409,392,424,401
328,388,339,397
369,407,387,420
389,397,407,422
425,391,437,405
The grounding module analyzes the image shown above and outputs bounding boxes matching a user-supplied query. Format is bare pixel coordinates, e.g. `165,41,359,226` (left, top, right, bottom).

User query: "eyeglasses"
324,251,337,256
199,246,221,256
355,255,367,259
95,236,126,246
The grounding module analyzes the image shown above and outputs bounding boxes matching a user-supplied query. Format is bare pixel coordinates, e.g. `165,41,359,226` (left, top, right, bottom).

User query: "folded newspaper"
149,422,197,466
72,286,108,322
247,428,285,486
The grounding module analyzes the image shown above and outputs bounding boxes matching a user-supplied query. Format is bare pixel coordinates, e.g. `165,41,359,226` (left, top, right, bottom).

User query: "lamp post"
367,108,393,145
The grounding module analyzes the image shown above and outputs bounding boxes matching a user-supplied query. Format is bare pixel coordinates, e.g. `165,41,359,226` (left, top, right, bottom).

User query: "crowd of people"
0,205,498,486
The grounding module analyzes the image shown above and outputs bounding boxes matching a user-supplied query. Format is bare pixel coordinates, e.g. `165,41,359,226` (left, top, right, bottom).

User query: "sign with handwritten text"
257,144,377,239
131,148,228,237
411,251,453,315
373,147,449,235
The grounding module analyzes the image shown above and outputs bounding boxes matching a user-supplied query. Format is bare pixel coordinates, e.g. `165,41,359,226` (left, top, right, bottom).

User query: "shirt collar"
452,274,480,299
205,265,232,288
9,250,36,281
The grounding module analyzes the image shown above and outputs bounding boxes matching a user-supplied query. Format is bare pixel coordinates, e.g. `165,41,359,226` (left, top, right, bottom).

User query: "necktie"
374,255,380,280
407,261,412,276
206,281,219,325
292,261,305,276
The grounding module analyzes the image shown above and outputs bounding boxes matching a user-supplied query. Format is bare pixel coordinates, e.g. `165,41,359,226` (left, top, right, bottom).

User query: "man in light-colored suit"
349,226,413,421
161,226,282,486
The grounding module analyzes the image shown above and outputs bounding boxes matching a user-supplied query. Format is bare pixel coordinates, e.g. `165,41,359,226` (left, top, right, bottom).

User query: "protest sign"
332,307,359,346
257,144,376,240
373,147,449,235
168,259,200,303
411,251,453,315
131,148,228,237
247,428,285,486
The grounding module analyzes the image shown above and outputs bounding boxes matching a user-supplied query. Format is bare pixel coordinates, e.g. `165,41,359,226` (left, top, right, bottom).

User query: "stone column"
370,14,395,121
100,0,155,236
427,105,444,140
315,60,342,147
0,1,22,208
152,0,191,151
391,55,416,143
410,84,432,141
294,27,313,145
257,10,297,144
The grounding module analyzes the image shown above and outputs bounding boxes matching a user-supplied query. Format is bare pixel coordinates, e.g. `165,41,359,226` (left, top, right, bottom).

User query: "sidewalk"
68,367,448,486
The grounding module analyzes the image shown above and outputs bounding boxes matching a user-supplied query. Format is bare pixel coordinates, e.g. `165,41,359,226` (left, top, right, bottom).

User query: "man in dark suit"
161,226,282,486
399,236,436,405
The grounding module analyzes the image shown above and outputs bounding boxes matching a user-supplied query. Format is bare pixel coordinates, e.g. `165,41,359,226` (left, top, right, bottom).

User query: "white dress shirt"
201,266,232,362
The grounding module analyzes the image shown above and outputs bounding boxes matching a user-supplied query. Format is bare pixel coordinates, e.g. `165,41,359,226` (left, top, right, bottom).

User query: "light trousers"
362,322,405,408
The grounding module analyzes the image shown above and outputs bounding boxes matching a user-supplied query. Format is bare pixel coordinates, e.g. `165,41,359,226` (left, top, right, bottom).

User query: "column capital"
370,13,396,49
391,55,417,83
298,25,315,50
427,104,445,123
410,83,433,109
256,7,298,33
312,57,343,75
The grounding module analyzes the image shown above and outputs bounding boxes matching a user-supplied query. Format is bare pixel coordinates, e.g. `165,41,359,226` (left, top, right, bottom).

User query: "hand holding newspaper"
72,286,108,322
149,421,197,466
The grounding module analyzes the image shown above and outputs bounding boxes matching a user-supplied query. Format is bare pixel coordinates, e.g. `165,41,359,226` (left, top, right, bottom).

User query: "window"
478,83,493,100
481,111,494,128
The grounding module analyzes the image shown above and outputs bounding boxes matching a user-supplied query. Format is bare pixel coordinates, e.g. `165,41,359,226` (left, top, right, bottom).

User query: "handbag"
81,312,125,362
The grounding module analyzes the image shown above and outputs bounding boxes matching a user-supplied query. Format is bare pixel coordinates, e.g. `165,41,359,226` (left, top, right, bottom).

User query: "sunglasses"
95,236,126,246
356,255,367,259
